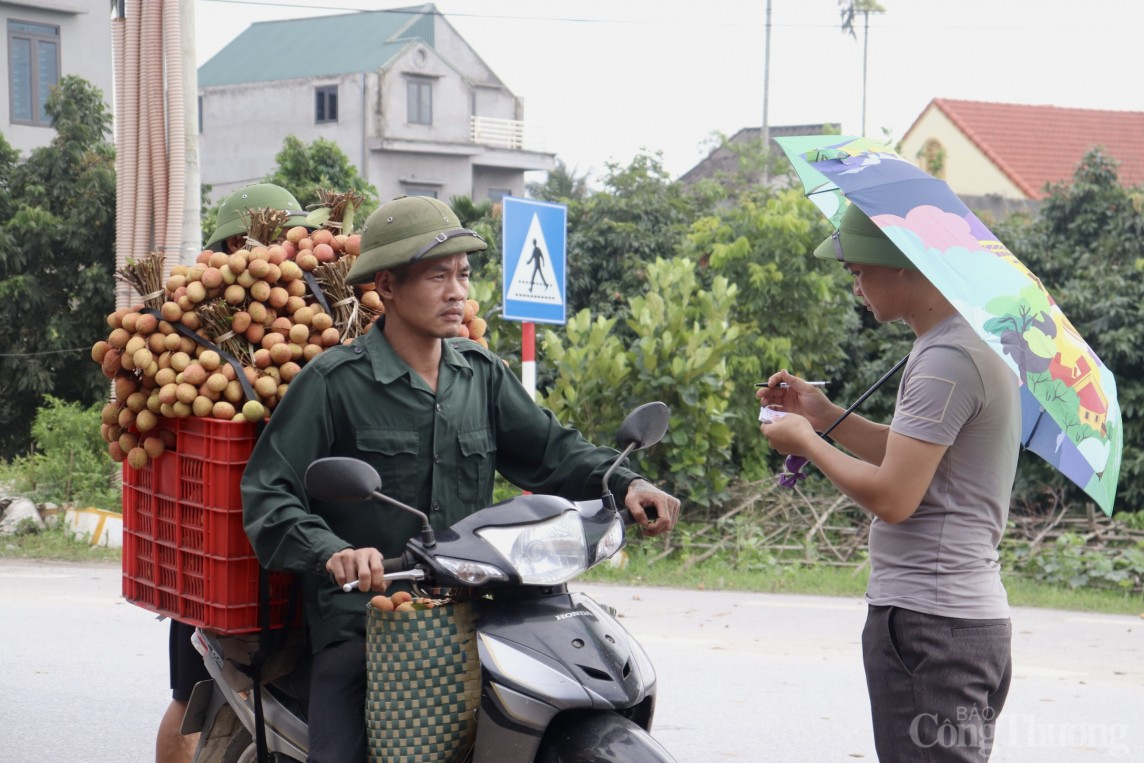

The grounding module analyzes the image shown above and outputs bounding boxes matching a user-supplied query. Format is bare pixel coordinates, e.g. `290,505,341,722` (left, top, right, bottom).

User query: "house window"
315,85,338,124
488,188,511,203
197,95,202,133
403,186,438,198
8,20,60,126
918,138,946,179
407,79,432,125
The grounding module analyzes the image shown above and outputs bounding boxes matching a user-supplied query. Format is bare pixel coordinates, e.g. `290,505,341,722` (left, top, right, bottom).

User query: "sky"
193,0,1142,184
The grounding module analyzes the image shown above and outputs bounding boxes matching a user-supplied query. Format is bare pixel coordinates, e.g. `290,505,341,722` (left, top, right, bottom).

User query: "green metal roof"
198,5,437,87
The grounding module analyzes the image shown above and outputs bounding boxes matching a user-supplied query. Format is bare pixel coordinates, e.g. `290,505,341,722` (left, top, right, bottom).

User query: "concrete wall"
377,43,481,144
199,71,368,202
472,166,524,202
899,106,1026,200
1,2,114,156
369,149,473,202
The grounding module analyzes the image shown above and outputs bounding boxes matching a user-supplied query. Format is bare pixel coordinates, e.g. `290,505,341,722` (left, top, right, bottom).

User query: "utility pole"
858,4,884,137
839,2,885,138
180,0,201,266
861,8,871,136
761,0,772,183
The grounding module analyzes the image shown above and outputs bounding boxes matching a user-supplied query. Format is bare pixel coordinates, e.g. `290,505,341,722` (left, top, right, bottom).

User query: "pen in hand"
754,381,829,388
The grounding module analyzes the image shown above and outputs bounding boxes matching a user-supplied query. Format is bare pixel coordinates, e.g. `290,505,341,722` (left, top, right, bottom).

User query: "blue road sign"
502,196,566,324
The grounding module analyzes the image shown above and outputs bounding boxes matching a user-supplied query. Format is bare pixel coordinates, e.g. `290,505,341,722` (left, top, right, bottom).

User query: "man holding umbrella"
758,203,1021,761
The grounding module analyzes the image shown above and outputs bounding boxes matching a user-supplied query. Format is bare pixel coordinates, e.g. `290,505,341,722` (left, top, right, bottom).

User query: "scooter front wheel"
535,710,675,763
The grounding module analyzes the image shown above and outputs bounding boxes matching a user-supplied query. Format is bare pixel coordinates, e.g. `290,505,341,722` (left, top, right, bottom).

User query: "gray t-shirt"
866,314,1021,619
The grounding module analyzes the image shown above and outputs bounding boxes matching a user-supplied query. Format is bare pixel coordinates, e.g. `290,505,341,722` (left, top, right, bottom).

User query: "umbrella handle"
818,353,910,440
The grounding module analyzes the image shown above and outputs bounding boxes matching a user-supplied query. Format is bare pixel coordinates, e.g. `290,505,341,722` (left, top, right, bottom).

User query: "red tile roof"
905,99,1144,200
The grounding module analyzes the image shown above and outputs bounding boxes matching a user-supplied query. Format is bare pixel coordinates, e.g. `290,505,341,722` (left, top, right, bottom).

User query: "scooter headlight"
477,510,588,585
593,513,626,564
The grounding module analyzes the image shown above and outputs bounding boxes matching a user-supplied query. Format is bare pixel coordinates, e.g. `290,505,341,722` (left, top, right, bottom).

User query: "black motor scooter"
185,402,677,762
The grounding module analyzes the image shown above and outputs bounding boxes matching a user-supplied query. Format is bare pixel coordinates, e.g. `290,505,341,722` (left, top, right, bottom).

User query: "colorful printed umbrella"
776,136,1122,515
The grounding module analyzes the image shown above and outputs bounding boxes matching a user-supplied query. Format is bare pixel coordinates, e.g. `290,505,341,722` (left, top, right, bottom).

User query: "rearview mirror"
304,457,382,502
616,401,670,451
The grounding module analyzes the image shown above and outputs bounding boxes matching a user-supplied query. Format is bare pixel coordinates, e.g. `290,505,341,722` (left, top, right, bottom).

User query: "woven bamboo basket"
365,599,481,763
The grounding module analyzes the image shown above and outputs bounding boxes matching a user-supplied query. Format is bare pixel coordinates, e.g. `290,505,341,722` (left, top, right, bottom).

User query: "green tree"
254,135,379,232
4,396,119,509
539,257,742,511
681,186,862,479
998,148,1144,512
564,152,711,322
0,76,116,459
527,159,589,202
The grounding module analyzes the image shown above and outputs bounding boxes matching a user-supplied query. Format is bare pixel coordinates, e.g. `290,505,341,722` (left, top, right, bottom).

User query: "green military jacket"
241,321,642,652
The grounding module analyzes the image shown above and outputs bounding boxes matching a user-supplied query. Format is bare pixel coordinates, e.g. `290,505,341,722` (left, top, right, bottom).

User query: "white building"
198,4,555,204
1,0,114,155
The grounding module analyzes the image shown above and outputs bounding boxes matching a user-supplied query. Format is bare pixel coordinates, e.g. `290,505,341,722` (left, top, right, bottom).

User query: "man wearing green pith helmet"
758,203,1020,761
241,195,682,762
204,182,312,253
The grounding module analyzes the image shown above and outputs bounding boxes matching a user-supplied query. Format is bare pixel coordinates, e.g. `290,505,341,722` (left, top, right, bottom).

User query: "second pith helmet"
205,183,311,251
813,203,916,270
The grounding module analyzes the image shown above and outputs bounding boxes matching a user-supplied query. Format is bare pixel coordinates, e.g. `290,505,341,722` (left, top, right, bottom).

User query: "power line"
200,0,653,24
199,0,770,27
199,1,1106,31
0,347,90,358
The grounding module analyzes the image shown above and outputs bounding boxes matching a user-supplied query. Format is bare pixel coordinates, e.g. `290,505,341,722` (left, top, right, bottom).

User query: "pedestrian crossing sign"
502,196,566,324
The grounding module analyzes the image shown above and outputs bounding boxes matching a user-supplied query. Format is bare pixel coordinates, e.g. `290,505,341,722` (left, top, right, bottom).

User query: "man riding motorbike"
240,194,681,762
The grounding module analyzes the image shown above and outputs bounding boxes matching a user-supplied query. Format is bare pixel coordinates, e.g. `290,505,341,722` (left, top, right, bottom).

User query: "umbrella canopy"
776,136,1122,515
772,134,893,227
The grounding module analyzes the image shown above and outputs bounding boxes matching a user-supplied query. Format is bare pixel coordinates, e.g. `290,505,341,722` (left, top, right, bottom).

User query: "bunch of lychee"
95,227,491,470
369,591,452,612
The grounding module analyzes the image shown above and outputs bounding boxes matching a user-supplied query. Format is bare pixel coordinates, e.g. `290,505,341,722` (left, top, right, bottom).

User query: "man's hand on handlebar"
624,479,681,537
327,547,390,593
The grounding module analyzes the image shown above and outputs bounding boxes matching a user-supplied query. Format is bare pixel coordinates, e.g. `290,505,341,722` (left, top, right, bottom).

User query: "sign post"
501,197,567,400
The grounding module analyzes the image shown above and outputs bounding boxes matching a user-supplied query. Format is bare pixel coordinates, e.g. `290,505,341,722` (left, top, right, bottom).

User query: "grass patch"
0,522,120,563
585,544,1144,616
585,554,871,598
1002,574,1143,615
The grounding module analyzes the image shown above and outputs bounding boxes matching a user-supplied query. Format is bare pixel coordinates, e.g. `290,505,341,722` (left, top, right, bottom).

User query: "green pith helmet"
205,183,311,251
344,196,487,285
813,203,917,270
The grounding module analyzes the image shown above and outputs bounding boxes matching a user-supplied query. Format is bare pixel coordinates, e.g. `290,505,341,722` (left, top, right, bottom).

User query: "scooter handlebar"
339,554,417,592
619,506,658,527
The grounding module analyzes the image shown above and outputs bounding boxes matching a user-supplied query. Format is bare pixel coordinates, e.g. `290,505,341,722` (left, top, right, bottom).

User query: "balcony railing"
470,115,534,151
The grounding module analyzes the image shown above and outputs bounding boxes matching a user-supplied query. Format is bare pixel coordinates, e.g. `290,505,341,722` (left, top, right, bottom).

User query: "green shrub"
2,396,119,511
1002,533,1144,592
539,257,741,512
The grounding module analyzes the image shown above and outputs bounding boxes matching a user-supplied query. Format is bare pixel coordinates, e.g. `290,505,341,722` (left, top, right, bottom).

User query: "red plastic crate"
122,416,297,634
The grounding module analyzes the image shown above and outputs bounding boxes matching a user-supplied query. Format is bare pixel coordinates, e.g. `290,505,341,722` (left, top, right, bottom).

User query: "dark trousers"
307,637,368,763
169,619,211,702
862,605,1012,762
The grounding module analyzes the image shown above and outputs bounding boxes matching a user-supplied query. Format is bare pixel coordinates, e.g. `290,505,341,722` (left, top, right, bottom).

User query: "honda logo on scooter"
555,609,594,621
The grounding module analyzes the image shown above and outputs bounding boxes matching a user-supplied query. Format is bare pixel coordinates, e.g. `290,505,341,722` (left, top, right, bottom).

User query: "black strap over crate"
303,271,332,316
139,308,259,406
247,419,280,763
253,566,271,763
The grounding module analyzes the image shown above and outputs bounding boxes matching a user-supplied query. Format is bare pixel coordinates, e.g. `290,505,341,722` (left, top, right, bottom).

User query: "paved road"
1,558,1141,762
